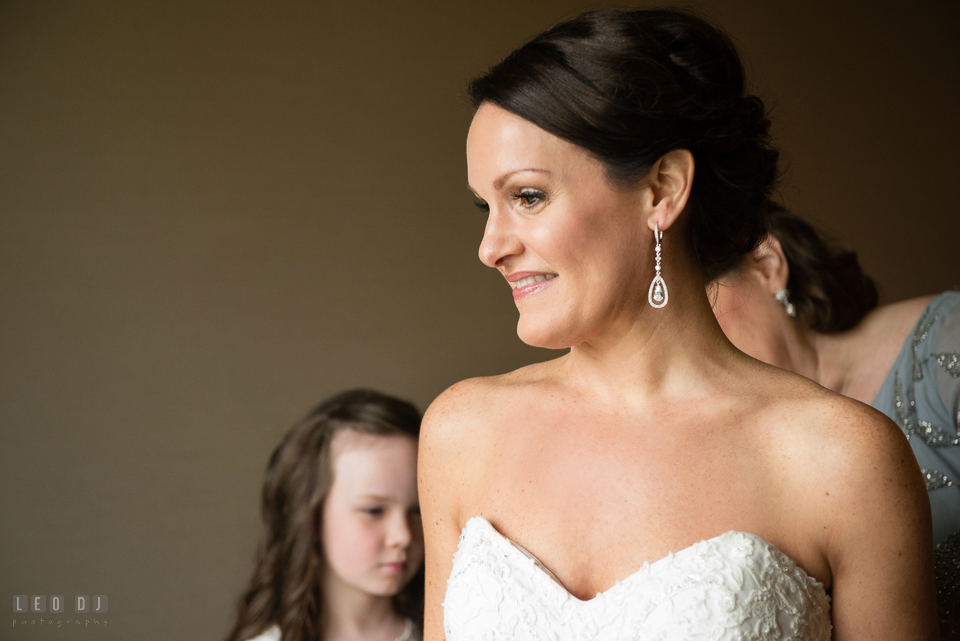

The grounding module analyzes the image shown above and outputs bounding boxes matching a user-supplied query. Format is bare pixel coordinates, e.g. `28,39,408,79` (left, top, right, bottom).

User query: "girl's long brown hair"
225,389,424,641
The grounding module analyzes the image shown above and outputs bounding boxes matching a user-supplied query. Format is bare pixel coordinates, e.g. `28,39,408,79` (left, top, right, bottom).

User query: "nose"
385,511,413,549
478,210,523,268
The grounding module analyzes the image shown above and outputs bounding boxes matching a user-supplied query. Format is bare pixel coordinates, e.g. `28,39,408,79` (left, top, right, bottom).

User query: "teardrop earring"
647,224,668,308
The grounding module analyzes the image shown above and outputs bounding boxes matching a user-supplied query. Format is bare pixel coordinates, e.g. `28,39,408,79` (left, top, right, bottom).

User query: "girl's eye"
513,189,545,208
362,507,384,517
473,199,490,214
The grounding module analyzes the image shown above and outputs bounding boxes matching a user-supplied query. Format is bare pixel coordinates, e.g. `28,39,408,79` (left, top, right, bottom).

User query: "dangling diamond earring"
647,224,668,308
775,287,796,317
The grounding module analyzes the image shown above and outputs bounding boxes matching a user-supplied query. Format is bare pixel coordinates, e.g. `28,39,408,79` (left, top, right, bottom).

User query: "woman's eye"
513,190,544,208
473,199,490,213
362,507,384,517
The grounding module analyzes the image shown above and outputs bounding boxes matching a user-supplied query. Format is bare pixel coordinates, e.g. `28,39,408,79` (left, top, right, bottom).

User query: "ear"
748,234,790,294
645,149,694,232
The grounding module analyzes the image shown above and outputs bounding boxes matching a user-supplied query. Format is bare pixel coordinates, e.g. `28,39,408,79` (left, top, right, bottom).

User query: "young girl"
226,389,424,641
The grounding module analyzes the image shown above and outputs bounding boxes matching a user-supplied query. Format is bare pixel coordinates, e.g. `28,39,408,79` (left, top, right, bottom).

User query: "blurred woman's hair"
225,389,423,641
763,202,878,333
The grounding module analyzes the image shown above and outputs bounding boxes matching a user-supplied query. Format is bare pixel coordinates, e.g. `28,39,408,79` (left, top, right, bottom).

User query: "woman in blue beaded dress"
711,202,959,634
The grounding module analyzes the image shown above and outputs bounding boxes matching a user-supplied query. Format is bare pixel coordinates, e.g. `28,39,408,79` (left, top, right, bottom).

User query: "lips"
505,271,558,301
381,561,406,574
511,274,556,289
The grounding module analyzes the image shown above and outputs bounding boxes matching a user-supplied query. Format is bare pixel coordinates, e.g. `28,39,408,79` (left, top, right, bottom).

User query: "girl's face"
466,103,651,349
320,431,423,599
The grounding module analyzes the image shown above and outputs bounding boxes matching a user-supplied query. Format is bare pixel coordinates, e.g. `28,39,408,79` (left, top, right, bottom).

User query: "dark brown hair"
763,203,879,333
225,389,424,641
469,7,779,282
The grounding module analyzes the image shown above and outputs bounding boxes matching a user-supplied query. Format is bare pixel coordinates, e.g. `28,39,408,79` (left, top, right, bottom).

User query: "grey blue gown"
870,291,960,628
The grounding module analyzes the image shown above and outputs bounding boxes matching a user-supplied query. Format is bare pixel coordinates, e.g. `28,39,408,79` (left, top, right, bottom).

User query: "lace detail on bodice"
443,517,831,641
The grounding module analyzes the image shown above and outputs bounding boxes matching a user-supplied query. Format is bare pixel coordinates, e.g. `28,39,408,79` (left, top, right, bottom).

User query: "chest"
470,404,766,510
443,517,832,641
459,412,782,598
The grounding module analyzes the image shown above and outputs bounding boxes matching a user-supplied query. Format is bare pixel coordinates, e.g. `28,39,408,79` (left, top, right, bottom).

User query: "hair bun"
469,8,779,281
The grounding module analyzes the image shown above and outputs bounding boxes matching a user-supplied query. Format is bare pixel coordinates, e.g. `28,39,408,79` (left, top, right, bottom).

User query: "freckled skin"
418,105,938,640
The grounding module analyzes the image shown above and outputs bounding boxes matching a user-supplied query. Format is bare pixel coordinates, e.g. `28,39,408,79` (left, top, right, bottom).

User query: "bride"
418,8,936,639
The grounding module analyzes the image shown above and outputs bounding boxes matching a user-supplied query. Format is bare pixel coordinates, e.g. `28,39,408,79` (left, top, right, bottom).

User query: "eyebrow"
356,494,421,508
493,168,552,190
357,494,419,504
467,168,553,199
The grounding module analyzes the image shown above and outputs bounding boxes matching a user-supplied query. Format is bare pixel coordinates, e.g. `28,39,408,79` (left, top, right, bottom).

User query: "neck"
563,262,745,405
804,298,930,405
764,319,822,385
807,329,857,396
320,572,401,641
720,310,855,399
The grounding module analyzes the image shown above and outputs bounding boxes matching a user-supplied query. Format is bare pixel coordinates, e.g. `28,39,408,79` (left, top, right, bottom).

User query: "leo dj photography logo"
12,595,108,630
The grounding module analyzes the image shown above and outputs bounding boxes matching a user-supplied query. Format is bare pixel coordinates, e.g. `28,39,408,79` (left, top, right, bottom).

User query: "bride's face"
466,103,651,349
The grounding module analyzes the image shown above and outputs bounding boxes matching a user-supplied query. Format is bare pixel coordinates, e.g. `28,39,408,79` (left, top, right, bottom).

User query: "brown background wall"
1,1,957,640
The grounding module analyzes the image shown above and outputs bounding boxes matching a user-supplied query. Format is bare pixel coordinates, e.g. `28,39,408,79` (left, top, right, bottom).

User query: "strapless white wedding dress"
443,516,830,640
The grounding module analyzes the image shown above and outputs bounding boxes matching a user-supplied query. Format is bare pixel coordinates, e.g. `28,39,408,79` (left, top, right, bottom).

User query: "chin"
367,578,405,597
516,316,581,350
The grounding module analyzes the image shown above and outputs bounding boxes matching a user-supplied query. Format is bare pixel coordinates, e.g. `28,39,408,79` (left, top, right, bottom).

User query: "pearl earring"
648,224,668,308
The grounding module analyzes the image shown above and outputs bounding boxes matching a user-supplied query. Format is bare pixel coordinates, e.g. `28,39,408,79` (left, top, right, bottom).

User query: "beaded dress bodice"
443,516,831,641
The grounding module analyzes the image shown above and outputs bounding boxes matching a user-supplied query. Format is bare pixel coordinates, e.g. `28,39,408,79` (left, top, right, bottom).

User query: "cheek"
526,216,579,264
322,508,383,571
558,206,643,278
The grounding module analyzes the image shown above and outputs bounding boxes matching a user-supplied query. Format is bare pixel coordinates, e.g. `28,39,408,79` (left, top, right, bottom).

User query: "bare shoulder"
816,392,926,533
421,375,505,453
765,373,919,492
888,293,939,316
420,359,560,481
765,360,936,634
758,373,929,574
861,293,938,336
419,377,494,491
422,359,560,447
418,366,564,641
738,365,924,528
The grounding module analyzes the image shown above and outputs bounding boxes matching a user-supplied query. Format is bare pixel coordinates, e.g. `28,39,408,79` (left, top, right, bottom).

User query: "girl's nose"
386,511,412,548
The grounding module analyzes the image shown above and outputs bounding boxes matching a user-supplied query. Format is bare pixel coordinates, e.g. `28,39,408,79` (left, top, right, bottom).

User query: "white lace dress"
443,516,830,640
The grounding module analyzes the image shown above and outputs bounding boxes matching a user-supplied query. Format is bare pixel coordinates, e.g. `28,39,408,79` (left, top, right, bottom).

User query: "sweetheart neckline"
462,515,827,604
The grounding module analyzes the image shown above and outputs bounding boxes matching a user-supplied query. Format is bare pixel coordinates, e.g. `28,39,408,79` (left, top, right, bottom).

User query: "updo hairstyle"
764,203,878,333
468,8,780,282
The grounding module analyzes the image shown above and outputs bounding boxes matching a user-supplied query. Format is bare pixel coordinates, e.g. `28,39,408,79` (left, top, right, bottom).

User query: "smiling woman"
468,104,658,348
419,8,938,641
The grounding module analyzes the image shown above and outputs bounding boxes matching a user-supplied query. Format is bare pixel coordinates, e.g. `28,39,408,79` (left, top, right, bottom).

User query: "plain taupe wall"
1,1,957,640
